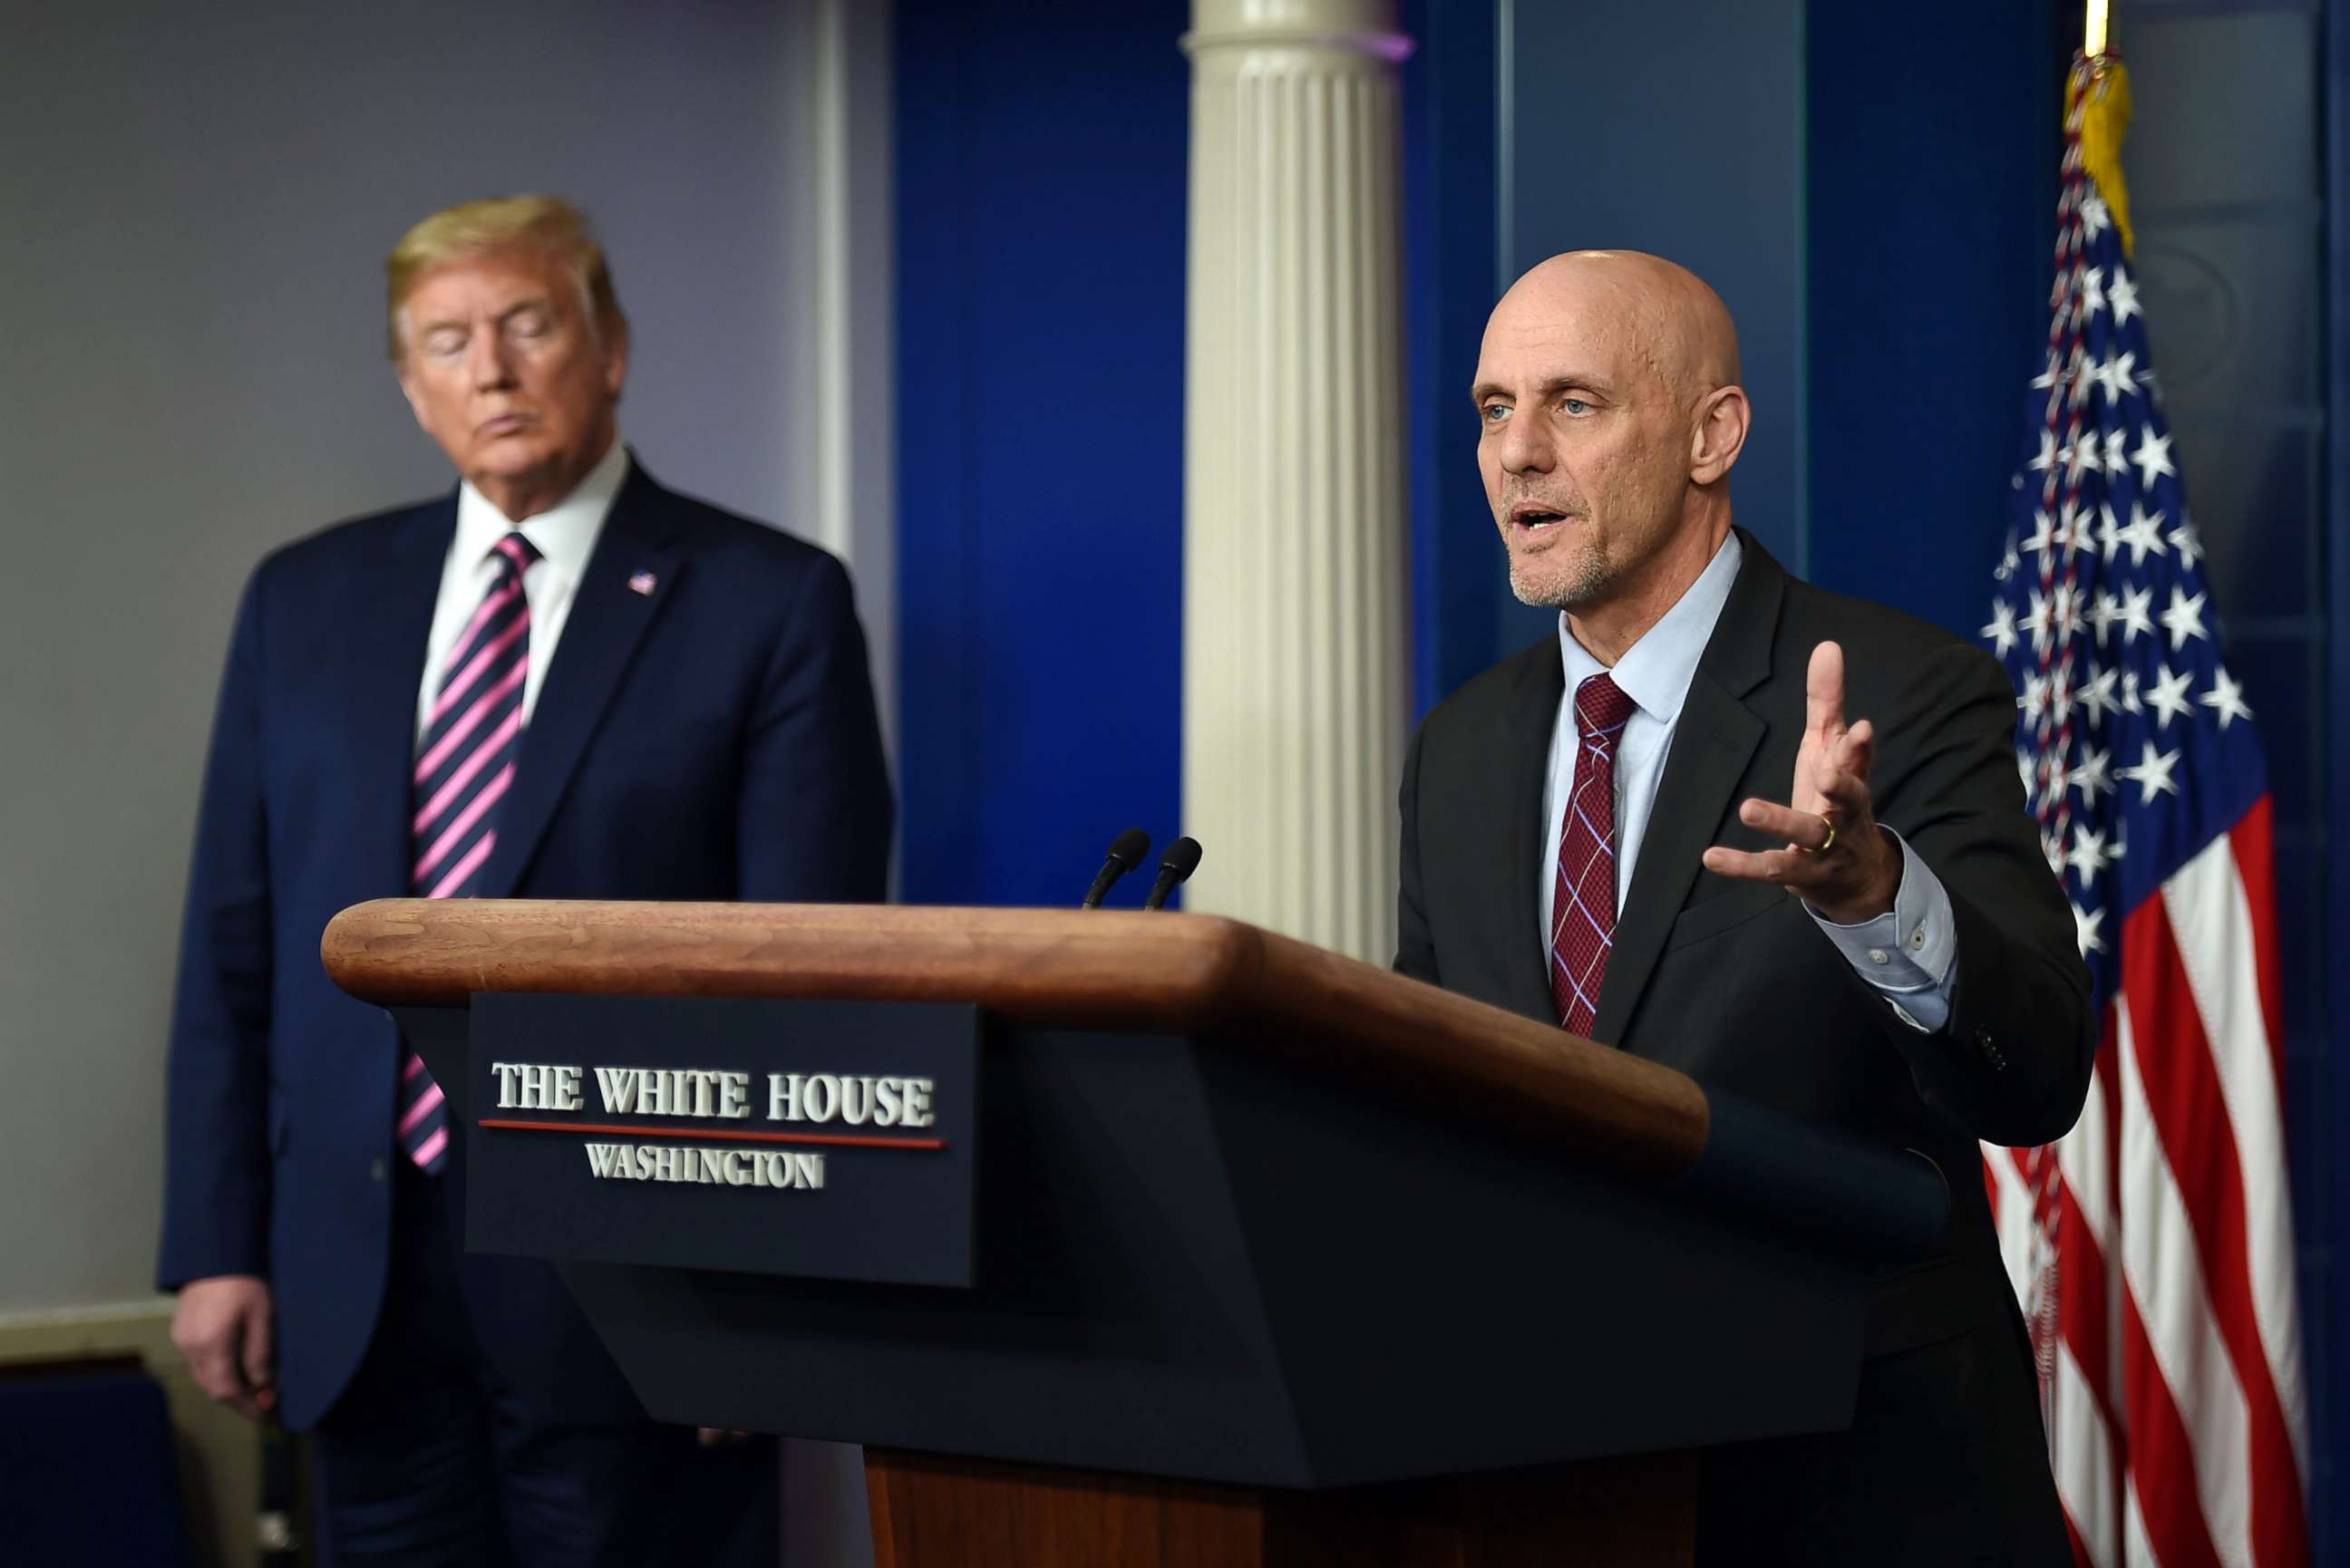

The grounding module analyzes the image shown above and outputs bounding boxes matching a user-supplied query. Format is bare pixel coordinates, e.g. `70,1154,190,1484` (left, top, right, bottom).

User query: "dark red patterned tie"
1550,673,1634,1036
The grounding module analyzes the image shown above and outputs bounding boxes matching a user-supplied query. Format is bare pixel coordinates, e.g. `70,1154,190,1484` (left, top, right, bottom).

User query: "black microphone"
1141,837,1204,911
1081,828,1152,908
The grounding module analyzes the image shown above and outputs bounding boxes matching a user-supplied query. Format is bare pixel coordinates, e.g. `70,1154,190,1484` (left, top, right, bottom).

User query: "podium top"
325,898,1709,1180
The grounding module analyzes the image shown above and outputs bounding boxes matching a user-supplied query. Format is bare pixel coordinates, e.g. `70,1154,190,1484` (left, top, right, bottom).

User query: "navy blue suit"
158,460,891,1555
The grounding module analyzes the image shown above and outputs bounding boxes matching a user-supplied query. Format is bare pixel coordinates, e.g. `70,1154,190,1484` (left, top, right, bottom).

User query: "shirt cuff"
1805,829,1958,1032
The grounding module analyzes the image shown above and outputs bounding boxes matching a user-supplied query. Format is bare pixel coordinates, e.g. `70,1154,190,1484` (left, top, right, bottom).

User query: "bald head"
1471,250,1752,641
1495,250,1741,402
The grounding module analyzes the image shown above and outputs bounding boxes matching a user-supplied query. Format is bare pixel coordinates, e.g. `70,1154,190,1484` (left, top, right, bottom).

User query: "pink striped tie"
398,530,538,1173
1550,673,1634,1037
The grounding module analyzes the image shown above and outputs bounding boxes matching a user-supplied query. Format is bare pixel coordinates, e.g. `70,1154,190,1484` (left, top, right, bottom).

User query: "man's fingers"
1814,760,1876,825
240,1297,277,1412
1805,641,1847,740
1736,798,1830,850
187,1341,238,1404
1702,845,1806,885
1837,718,1875,780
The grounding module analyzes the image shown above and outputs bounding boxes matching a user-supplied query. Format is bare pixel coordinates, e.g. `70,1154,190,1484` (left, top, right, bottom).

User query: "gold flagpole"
2085,0,2110,57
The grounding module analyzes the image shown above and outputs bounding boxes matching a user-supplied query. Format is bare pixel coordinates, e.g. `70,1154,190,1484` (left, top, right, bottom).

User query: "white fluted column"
1180,0,1412,963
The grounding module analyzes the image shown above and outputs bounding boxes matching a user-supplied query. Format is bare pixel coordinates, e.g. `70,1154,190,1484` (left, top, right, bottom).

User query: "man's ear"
1689,384,1750,486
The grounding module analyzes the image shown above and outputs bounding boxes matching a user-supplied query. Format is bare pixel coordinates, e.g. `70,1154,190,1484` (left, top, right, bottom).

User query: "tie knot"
1574,673,1635,746
490,531,541,579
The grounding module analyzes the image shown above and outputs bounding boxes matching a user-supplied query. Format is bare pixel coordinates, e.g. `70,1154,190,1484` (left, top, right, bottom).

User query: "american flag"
1979,54,2309,1568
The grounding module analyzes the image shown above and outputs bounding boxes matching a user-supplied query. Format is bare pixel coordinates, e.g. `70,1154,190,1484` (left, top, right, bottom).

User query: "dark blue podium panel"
463,993,980,1289
389,1000,1884,1489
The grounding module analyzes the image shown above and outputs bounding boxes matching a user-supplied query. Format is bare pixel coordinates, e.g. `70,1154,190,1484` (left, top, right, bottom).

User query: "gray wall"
0,0,824,1312
1497,0,1803,653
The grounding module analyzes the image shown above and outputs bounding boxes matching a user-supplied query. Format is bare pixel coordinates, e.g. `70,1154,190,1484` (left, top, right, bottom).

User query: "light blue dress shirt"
1539,532,1959,1031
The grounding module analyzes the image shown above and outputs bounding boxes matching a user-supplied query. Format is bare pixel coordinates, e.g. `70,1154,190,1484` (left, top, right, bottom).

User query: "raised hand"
1699,640,1902,924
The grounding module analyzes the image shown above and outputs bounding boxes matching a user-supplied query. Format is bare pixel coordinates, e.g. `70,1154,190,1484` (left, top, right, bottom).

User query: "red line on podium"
478,1118,947,1151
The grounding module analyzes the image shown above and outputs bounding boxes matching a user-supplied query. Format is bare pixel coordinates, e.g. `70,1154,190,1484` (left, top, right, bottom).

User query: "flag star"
2019,669,2052,722
2131,425,2177,490
2116,739,2181,803
2200,666,2253,729
2170,516,2205,568
2022,589,2054,655
2053,581,2086,646
2044,747,2075,801
2103,428,2131,478
2042,829,2069,879
2108,265,2141,325
2062,437,2094,484
2032,352,2064,392
2081,266,2107,319
2116,585,2155,644
2119,503,2169,566
2081,192,2112,238
2015,748,2038,806
1998,543,2021,579
1982,599,2020,657
2094,350,2140,403
2073,742,2112,805
2160,585,2209,651
2078,663,2119,726
2073,902,2107,957
2030,429,2058,473
2049,663,2077,724
2067,824,2109,886
2146,663,2197,729
2121,668,2143,713
2054,501,2090,559
2021,508,2058,565
2096,504,2124,563
2077,827,2114,888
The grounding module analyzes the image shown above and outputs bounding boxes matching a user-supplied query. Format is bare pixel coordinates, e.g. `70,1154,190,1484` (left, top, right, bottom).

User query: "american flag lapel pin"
627,570,658,596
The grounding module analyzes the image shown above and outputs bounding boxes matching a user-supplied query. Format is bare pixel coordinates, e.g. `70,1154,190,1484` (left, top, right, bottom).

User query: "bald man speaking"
1396,253,2091,1563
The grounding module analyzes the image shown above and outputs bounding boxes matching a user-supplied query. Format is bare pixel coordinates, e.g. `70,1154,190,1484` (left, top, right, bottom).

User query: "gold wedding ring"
1800,820,1837,856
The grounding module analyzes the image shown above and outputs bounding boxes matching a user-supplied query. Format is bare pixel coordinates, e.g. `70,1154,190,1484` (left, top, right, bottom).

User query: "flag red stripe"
2121,898,2310,1567
2055,1174,2119,1436
2121,1285,2228,1568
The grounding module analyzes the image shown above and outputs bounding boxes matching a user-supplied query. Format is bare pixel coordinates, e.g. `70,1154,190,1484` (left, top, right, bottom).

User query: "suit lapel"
1588,535,1784,1046
477,466,685,897
354,497,458,897
1499,639,1568,1023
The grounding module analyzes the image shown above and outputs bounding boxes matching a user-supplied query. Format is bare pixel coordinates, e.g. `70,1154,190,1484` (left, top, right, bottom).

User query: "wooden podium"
324,899,1947,1567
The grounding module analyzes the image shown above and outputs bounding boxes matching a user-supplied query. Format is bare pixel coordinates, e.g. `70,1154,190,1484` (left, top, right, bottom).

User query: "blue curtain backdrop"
894,0,1190,909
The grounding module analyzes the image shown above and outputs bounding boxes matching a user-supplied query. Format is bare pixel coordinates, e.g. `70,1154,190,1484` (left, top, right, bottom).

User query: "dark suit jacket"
157,460,894,1430
1397,532,2092,1564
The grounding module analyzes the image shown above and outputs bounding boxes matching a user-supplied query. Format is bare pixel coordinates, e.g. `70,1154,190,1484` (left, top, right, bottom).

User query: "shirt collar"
1557,529,1744,723
452,437,631,583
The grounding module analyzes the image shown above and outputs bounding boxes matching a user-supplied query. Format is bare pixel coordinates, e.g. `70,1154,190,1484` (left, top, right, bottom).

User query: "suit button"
370,1158,387,1182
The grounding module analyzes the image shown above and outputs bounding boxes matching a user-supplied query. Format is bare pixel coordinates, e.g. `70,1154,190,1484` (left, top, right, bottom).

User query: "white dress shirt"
413,439,631,744
1538,532,1960,1031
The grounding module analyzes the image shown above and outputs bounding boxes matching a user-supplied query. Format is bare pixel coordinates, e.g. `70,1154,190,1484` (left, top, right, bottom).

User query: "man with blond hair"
1398,252,2087,1563
159,196,891,1564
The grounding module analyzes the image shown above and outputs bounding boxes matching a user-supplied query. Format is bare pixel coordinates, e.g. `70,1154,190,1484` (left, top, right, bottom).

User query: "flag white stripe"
2117,994,2257,1568
2058,1057,2115,1265
2123,1476,2164,1568
1988,1147,2037,1304
2054,1337,2117,1568
2158,837,2310,1486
